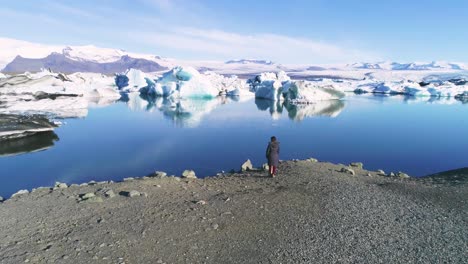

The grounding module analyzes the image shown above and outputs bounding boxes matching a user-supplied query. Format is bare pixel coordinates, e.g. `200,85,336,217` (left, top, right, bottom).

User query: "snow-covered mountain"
225,59,274,65
1,37,467,74
350,61,467,71
0,38,172,73
3,53,168,74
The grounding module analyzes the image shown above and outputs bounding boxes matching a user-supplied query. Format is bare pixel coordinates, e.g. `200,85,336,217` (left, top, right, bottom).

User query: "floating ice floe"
0,69,120,118
140,66,249,99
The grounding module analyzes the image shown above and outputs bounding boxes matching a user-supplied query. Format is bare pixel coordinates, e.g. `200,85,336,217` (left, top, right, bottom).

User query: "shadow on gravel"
421,167,468,185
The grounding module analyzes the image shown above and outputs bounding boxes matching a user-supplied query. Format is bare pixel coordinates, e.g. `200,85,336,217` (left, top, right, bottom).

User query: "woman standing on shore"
266,136,280,177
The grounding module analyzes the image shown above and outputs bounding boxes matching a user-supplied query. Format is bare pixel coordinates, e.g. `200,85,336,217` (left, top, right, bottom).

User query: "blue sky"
0,0,467,64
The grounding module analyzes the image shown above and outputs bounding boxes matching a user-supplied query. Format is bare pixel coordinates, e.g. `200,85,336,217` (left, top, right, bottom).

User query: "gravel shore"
0,160,466,263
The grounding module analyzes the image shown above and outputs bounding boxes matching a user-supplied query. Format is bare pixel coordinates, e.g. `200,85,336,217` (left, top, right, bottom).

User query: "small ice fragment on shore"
241,159,253,172
182,170,197,179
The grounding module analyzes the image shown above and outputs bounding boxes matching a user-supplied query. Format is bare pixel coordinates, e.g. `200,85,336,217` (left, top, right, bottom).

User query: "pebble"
154,171,167,178
104,190,116,198
55,182,68,189
340,167,355,176
350,162,364,169
377,169,386,175
195,200,207,205
398,172,410,178
121,190,141,198
212,223,219,230
81,193,96,200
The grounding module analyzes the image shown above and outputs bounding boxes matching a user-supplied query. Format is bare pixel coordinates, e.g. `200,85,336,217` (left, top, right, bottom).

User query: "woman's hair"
271,136,277,142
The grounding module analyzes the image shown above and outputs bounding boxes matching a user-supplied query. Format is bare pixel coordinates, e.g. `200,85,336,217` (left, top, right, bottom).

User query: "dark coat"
266,141,280,166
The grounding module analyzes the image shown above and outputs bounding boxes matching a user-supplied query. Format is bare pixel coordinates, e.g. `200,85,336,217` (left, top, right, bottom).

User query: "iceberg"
115,68,148,92
283,81,345,103
249,72,345,103
141,66,249,99
249,71,291,101
0,70,120,118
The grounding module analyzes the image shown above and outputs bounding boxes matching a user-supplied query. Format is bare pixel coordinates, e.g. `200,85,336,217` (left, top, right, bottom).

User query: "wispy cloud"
0,1,379,64
134,27,378,63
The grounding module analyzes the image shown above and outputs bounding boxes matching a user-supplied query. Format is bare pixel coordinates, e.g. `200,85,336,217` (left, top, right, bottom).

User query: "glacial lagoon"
0,94,467,197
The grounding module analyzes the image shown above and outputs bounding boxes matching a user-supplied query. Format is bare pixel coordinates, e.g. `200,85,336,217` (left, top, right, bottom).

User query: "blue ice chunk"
115,74,129,90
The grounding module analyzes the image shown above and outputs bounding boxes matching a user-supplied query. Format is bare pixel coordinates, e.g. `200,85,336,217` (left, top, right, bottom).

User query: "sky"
0,0,467,64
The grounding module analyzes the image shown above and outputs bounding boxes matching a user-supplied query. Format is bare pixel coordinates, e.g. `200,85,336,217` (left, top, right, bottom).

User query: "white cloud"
134,27,379,64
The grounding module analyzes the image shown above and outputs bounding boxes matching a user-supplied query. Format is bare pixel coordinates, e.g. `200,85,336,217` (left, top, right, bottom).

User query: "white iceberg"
114,68,148,92
0,70,120,118
249,71,291,101
249,72,345,103
142,66,249,99
283,81,345,103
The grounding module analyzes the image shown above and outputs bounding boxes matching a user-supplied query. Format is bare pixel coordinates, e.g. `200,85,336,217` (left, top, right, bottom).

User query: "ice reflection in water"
255,99,345,120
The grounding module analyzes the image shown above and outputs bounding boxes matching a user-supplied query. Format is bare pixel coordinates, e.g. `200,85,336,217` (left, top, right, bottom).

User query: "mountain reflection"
0,131,59,157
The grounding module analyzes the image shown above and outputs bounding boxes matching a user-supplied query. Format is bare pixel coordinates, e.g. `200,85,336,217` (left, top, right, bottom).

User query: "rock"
211,223,219,230
11,189,29,198
81,193,96,200
350,162,363,169
398,172,410,178
104,190,116,198
241,159,253,172
195,200,207,205
308,158,318,162
88,180,97,185
367,173,372,177
55,182,68,189
153,171,167,178
121,190,141,198
377,169,386,175
182,170,197,179
262,163,269,171
82,196,103,203
340,167,355,176
80,192,103,203
389,172,396,177
32,187,50,193
140,192,148,198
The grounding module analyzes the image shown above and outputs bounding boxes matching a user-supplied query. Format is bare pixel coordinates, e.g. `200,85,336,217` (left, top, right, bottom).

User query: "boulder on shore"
340,167,356,176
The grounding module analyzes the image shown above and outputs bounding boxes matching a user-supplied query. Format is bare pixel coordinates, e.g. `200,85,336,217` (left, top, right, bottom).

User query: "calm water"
1,94,467,197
